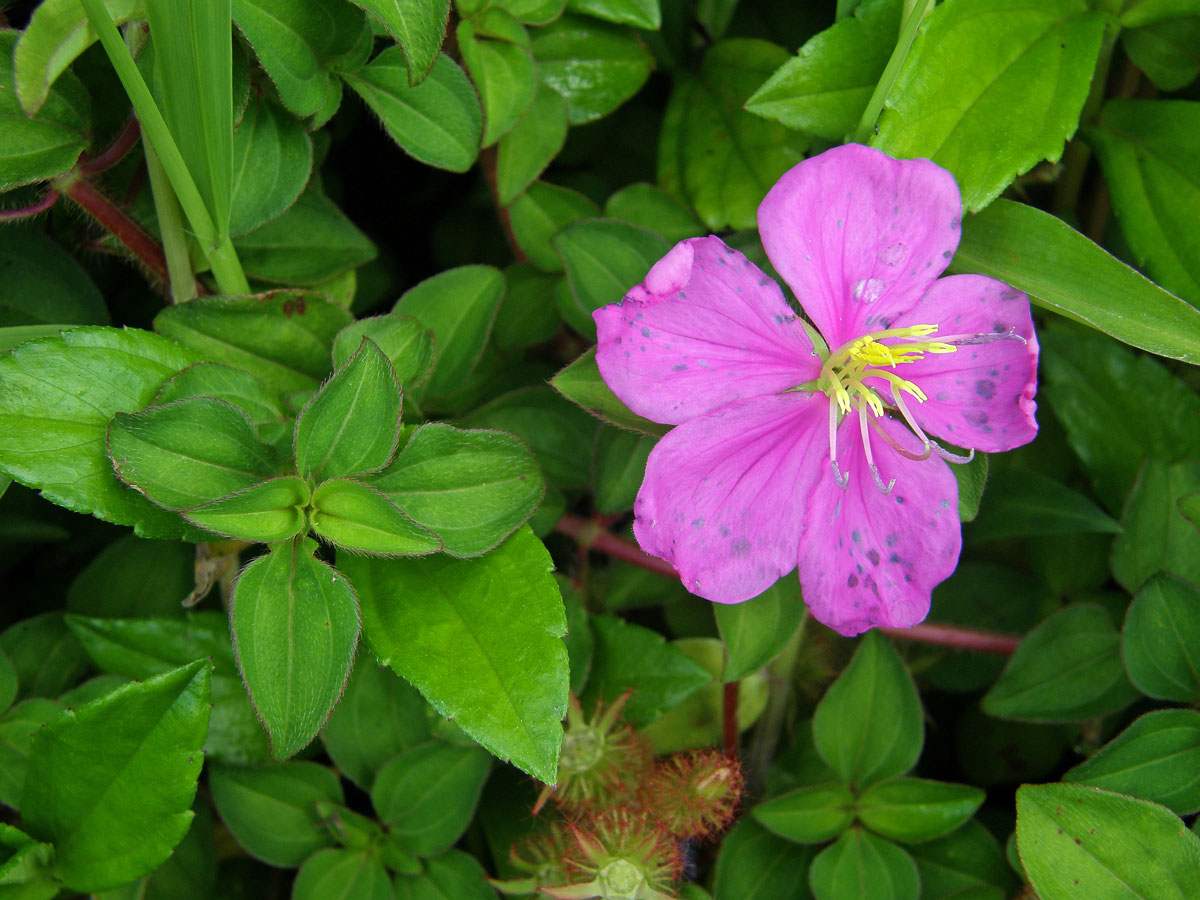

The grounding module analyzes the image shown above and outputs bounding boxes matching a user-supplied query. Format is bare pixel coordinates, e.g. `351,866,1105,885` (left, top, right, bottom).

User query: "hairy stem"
0,189,60,220
80,114,142,174
59,176,170,283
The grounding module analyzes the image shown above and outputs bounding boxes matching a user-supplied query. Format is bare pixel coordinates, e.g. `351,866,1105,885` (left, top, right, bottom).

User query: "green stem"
851,0,933,145
142,138,196,303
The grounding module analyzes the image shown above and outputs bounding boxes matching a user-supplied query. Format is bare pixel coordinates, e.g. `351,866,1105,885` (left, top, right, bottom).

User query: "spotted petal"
758,144,962,349
634,392,827,603
594,236,820,426
797,415,961,636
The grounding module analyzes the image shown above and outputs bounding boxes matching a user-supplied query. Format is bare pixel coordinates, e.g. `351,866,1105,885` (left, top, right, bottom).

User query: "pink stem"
0,189,60,220
80,115,141,174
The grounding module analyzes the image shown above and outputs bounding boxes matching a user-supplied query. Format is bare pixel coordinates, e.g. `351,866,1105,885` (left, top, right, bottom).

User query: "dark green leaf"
229,93,314,236
0,651,16,715
0,821,59,899
531,15,652,124
550,348,669,436
1112,460,1200,592
495,82,568,205
458,13,537,147
349,0,449,84
502,0,567,25
752,783,856,844
559,577,593,693
332,315,435,391
591,426,653,515
809,828,920,900
712,818,816,900
311,478,441,555
393,849,497,900
0,614,86,700
292,848,392,900
507,180,601,272
603,183,704,244
1121,573,1200,702
492,263,562,352
568,0,659,28
856,777,984,844
0,699,62,809
185,476,310,542
715,577,805,682
953,451,988,522
907,820,1015,900
0,227,108,327
968,468,1119,542
1122,18,1200,90
154,362,287,437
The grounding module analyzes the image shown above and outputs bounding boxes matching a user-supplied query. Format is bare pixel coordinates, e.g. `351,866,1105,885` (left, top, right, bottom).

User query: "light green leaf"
292,848,392,900
809,828,920,900
1121,0,1200,29
495,82,569,205
567,0,660,29
229,92,314,236
311,478,441,555
752,783,857,844
1121,573,1200,702
458,13,537,147
715,578,805,682
349,0,449,84
603,182,705,244
1112,460,1200,593
493,263,562,352
153,361,288,442
184,476,310,542
531,15,652,124
507,180,600,272
332,315,435,390
856,777,985,844
0,227,108,327
550,347,669,436
394,849,497,900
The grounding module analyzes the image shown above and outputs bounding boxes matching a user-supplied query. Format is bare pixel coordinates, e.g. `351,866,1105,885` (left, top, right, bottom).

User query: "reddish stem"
0,189,60,220
63,177,171,283
722,682,739,756
555,513,1021,655
80,115,141,174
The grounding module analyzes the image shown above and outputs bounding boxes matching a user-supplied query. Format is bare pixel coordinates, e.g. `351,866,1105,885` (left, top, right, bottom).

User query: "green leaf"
493,263,562,352
812,631,923,790
1121,0,1200,28
873,0,1106,212
20,660,210,893
231,538,361,758
321,656,432,789
1065,708,1200,816
0,822,58,899
311,478,441,555
295,338,402,480
367,423,544,557
234,188,377,286
185,476,310,542
1016,783,1200,900
550,347,669,436
0,699,63,809
591,426,653,515
0,31,90,191
0,227,108,327
581,614,711,727
0,614,86,700
392,265,505,400
745,0,900,140
715,578,805,682
394,849,497,900
209,761,342,866
809,828,920,900
495,82,569,205
502,0,568,25
371,741,491,855
1088,100,1200,304
952,200,1200,365
712,818,817,900
349,0,449,84
1122,18,1200,90
154,292,353,398
64,611,272,764
752,783,857,844
603,183,705,244
0,327,200,538
229,92,314,236
154,361,288,447
953,451,989,523
292,848,392,900
507,180,601,272
458,14,537,147
1121,573,1200,702
531,15,652,124
967,468,1119,542
0,651,16,716
856,777,984,844
983,604,1139,722
553,218,669,338
658,39,808,230
108,397,278,510
1112,460,1200,592
906,820,1015,900
342,527,567,783
345,49,482,172
568,0,659,28
333,315,435,391
560,577,593,693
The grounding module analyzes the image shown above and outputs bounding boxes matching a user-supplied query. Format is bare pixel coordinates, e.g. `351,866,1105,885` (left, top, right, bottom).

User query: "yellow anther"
849,337,898,367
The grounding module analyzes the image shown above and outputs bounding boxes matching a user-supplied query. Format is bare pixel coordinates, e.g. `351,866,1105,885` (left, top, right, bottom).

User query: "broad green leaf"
0,652,16,716
1112,460,1200,592
507,180,600,272
502,0,568,25
292,848,392,900
372,742,491,855
394,849,494,900
0,324,74,353
108,397,278,510
983,605,1139,722
295,338,402,480
209,761,342,866
1088,100,1200,304
0,327,200,538
234,188,377,286
368,423,543,557
21,661,210,893
231,538,361,758
184,476,310,542
603,183,705,244
0,227,108,327
94,799,217,900
64,611,272,763
715,578,805,682
531,15,652,124
458,14,537,147
952,200,1200,364
568,0,659,28
495,82,568,205
154,292,353,398
153,361,289,447
856,777,984,844
345,50,482,172
658,39,808,230
333,315,435,390
812,631,923,790
1121,0,1200,28
1065,709,1200,815
752,783,856,844
712,818,817,900
321,656,432,788
393,265,505,399
967,468,1119,542
0,822,57,899
591,426,653,514
492,263,562,352
1016,783,1200,900
342,527,568,783
907,820,1015,900
560,577,593,693
349,0,449,83
873,0,1106,211
745,0,900,139
0,614,86,700
1121,573,1200,702
311,478,441,555
1122,17,1200,90
550,348,669,436
553,218,669,337
0,699,63,809
953,451,989,522
0,31,90,191
809,828,920,900
229,92,314,236
581,614,711,727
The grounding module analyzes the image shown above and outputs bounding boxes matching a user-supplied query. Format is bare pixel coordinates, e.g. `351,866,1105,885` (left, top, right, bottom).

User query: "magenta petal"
758,144,962,348
633,392,827,603
886,274,1039,452
797,415,961,636
593,236,821,426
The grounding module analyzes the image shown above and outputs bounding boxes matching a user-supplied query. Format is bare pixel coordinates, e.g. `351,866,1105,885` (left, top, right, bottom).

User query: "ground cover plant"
1,0,1199,898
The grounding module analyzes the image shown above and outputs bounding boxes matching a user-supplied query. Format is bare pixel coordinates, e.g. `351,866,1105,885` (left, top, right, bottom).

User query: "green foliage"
808,827,919,900
531,16,652,124
714,578,805,682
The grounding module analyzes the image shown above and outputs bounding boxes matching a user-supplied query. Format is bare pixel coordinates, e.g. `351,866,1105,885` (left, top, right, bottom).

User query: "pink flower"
593,145,1038,636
